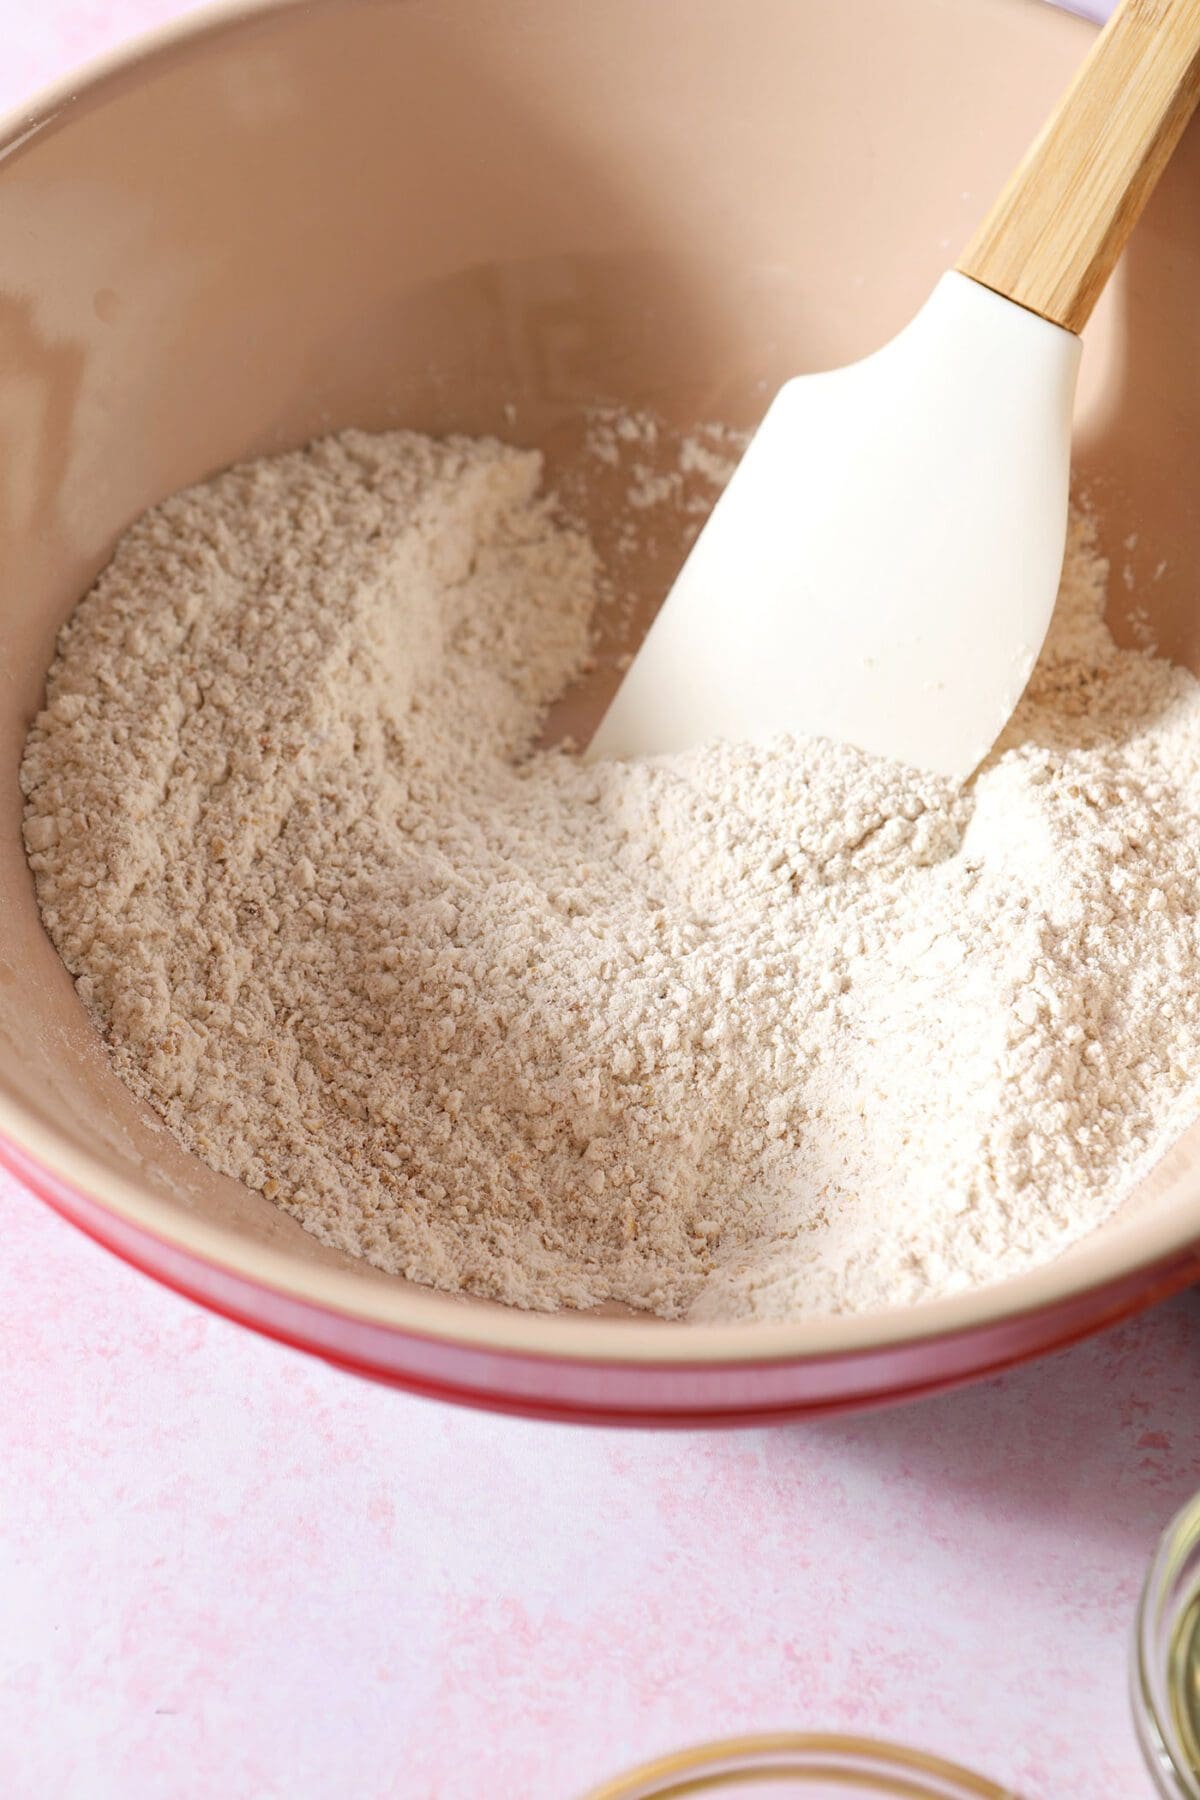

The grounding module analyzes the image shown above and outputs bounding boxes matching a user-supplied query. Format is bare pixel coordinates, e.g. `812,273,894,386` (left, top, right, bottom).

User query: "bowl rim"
3,0,1197,1370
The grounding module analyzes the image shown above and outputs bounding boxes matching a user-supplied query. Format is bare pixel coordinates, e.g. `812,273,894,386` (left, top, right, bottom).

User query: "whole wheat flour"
20,428,1200,1319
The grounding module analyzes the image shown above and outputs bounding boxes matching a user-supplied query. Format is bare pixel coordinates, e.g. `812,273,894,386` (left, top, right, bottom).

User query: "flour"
20,428,1200,1319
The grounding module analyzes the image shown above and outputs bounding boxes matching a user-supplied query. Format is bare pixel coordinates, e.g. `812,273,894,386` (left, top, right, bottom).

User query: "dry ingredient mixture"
20,428,1200,1319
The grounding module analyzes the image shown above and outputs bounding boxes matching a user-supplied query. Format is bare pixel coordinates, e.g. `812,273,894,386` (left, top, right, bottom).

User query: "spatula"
589,0,1200,778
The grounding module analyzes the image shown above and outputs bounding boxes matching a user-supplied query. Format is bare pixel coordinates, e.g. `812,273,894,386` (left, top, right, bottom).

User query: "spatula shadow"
1072,112,1200,679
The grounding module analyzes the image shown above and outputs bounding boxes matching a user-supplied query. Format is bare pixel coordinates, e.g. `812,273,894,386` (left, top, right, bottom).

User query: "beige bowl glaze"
1,0,1198,1423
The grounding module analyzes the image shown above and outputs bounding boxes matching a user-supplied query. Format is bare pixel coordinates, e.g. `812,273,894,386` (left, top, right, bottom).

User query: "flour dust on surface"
19,426,1200,1320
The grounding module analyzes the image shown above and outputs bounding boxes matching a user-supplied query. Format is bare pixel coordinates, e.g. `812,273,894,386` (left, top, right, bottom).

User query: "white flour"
20,428,1200,1319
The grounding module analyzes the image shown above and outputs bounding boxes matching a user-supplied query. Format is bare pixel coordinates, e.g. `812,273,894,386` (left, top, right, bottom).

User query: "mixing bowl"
2,0,1199,1424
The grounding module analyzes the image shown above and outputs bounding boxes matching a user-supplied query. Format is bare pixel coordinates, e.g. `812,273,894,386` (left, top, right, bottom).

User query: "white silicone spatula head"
591,275,1079,777
590,0,1200,778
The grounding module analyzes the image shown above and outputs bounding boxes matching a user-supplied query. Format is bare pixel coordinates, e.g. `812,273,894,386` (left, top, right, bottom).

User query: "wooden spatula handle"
958,0,1200,334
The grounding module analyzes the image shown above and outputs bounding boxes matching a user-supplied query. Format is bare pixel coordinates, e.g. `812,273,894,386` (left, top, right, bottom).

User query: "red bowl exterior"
2,0,1197,1426
5,1134,1197,1425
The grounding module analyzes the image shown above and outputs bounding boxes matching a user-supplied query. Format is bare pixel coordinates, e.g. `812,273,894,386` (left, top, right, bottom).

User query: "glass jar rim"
582,1732,1013,1799
1133,1492,1200,1800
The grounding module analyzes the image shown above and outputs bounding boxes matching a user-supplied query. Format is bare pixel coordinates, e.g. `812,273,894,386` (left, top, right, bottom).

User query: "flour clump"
20,427,1200,1318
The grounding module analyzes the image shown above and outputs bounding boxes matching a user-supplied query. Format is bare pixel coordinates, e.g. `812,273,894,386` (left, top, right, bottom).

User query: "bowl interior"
2,0,1200,1342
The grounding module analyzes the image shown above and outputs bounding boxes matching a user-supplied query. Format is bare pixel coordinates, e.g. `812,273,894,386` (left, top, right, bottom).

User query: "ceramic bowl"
2,0,1198,1422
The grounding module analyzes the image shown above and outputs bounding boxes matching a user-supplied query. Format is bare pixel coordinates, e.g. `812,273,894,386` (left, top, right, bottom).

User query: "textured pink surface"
4,1169,1199,1799
3,3,1196,1797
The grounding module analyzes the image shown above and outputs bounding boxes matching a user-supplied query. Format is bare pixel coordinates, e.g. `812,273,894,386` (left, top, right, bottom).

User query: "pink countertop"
3,4,1198,1798
5,1169,1199,1800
